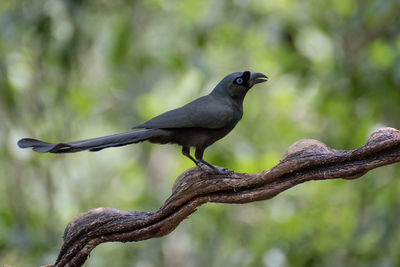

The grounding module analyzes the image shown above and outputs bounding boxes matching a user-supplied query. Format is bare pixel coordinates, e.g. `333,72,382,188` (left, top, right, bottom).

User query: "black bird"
18,71,268,174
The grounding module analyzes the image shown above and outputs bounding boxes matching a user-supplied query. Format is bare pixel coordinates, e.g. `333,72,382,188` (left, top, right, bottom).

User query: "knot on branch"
51,127,400,267
366,127,400,146
282,139,333,161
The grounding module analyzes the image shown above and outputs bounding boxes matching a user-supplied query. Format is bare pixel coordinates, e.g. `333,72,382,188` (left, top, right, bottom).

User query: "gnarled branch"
50,127,400,267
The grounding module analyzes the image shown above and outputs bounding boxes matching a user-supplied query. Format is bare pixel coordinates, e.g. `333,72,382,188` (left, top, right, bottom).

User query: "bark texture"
49,127,400,267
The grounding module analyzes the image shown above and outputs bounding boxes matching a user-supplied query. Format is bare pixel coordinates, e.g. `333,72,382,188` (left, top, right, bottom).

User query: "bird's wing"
134,95,233,129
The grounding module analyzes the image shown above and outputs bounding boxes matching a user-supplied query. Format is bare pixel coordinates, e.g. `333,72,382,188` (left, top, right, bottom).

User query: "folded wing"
134,95,233,129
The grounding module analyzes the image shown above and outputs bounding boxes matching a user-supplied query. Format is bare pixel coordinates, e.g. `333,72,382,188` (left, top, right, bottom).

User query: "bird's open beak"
250,72,268,85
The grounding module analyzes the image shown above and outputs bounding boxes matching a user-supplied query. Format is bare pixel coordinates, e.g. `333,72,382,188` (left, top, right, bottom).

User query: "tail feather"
17,129,155,153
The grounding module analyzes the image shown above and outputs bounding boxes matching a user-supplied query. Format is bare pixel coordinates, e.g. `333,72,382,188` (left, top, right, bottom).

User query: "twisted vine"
42,127,400,267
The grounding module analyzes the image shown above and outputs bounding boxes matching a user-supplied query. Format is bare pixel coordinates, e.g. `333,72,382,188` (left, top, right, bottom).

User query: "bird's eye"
235,78,243,85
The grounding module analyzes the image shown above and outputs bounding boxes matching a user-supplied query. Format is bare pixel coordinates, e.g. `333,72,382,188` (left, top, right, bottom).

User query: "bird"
18,71,268,174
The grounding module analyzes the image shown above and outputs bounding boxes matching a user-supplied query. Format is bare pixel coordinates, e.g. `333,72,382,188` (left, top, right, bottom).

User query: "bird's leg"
182,147,211,172
194,148,233,175
182,147,199,165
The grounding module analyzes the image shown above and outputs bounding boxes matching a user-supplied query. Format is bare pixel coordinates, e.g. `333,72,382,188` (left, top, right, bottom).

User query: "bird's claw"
197,162,233,175
215,167,233,175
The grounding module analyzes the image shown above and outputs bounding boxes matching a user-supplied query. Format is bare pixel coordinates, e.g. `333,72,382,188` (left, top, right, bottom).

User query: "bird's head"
211,71,268,100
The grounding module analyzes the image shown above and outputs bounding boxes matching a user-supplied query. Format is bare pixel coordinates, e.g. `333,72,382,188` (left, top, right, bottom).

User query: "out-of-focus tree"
0,0,399,266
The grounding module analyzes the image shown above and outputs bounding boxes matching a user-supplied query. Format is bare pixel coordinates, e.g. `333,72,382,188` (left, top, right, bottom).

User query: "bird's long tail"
17,129,158,153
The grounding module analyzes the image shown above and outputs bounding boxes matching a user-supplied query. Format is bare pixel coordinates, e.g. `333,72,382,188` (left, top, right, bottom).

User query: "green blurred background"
1,0,400,266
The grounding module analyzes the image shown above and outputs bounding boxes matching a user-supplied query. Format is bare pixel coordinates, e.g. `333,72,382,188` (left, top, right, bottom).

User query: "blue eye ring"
235,78,243,85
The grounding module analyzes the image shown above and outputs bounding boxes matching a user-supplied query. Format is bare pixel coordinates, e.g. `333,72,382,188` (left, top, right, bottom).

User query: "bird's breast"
231,102,243,122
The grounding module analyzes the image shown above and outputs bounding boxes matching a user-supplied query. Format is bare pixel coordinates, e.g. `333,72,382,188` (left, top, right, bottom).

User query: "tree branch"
49,127,400,267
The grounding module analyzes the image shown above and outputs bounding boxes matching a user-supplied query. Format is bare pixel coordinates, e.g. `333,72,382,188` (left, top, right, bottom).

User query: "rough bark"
47,127,400,267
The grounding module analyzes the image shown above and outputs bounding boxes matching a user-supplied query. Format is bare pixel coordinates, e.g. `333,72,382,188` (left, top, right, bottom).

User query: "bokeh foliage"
1,0,400,266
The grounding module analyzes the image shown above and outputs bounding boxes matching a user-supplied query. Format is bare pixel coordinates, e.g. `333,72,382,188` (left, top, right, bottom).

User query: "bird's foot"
197,162,233,175
213,167,233,175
